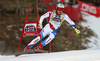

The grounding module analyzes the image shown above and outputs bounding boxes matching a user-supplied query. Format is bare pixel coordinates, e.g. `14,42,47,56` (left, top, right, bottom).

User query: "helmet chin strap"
56,7,58,14
56,10,59,15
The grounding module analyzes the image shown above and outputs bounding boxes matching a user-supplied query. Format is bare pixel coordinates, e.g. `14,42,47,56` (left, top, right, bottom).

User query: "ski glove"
38,23,43,29
75,28,80,34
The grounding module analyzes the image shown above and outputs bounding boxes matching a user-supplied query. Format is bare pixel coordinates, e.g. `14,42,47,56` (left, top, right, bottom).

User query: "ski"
15,49,49,57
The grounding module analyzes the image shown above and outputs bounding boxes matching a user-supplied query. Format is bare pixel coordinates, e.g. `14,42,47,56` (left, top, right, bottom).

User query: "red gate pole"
49,42,52,52
16,7,30,54
36,4,39,22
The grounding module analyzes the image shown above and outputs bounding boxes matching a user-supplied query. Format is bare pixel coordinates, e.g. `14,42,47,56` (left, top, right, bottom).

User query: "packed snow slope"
0,49,100,61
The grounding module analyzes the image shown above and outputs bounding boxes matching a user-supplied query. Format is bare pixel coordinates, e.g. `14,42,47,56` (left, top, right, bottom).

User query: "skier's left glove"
75,28,80,34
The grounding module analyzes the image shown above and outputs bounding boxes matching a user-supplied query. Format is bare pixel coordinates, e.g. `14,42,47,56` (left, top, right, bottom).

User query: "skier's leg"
23,24,53,52
28,24,52,48
23,30,44,52
35,29,58,49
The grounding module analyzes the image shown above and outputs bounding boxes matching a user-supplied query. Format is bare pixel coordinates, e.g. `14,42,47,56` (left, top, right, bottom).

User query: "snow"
80,12,100,48
0,50,100,61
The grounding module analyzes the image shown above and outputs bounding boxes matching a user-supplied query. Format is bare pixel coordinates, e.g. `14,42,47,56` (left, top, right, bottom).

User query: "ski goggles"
57,8,64,11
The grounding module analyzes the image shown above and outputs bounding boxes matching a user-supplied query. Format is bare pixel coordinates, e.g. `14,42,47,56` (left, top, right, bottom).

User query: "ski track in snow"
0,50,100,61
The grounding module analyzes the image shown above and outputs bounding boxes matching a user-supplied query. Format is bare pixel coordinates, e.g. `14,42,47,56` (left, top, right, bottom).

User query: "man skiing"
23,3,80,52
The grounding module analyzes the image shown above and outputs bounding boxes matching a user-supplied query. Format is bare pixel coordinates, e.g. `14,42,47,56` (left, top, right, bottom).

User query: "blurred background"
0,0,100,55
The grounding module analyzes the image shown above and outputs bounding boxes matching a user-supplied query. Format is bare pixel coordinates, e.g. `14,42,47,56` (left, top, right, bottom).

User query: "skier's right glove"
38,23,43,29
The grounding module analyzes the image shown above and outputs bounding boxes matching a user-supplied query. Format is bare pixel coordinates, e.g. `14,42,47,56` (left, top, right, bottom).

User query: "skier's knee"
51,32,57,38
50,33,56,39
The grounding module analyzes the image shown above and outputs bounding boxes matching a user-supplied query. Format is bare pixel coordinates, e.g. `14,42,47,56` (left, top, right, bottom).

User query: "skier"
23,3,80,52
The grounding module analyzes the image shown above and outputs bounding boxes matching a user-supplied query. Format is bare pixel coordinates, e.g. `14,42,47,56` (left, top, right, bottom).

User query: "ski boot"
23,45,32,52
35,44,43,49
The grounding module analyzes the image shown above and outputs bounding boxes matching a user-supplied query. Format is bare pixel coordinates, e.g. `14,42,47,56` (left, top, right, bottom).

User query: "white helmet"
56,3,64,8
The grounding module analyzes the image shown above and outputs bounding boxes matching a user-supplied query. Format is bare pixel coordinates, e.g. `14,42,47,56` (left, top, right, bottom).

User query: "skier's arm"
64,14,80,34
39,11,51,23
64,14,76,29
38,11,51,29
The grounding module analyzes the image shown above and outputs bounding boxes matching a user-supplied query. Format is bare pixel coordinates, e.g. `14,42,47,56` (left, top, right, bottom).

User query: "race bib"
52,15,61,25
